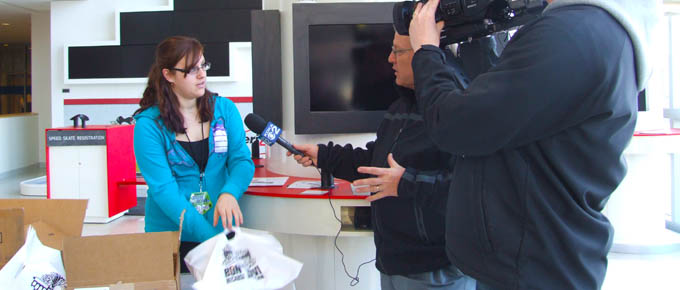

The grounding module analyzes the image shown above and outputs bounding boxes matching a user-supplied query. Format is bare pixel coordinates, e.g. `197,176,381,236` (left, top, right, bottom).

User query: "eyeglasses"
169,62,211,75
391,46,413,56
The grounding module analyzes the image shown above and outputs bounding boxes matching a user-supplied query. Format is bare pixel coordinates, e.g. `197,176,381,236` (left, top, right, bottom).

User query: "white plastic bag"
0,225,67,290
185,228,302,290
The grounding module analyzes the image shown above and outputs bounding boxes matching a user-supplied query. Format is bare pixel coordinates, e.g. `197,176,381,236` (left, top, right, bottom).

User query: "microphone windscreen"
244,113,267,133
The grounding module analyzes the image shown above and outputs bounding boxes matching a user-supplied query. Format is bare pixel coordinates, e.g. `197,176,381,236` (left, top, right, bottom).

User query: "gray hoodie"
411,1,661,289
545,0,660,90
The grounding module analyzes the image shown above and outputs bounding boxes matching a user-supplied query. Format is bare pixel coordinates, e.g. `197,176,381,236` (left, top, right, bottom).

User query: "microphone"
244,113,304,156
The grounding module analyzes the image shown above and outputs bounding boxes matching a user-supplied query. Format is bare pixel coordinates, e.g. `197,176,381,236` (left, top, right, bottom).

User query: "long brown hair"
134,36,214,134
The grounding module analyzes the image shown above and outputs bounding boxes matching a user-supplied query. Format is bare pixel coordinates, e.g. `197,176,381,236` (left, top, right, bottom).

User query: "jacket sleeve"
219,100,255,200
412,20,604,157
316,141,375,182
133,117,219,241
397,154,455,213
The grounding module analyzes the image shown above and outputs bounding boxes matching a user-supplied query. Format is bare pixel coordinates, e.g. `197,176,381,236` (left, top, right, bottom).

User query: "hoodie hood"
133,105,161,121
394,83,417,103
544,0,660,90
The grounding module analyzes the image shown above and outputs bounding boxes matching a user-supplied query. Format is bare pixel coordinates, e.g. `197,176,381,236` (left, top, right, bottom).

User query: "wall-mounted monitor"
293,2,397,134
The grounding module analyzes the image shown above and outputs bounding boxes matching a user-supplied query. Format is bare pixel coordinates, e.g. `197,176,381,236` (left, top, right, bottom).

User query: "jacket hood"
133,105,161,121
394,84,416,103
544,0,660,90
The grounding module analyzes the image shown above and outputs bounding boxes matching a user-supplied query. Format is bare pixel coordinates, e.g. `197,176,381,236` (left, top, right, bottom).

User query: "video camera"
393,0,545,46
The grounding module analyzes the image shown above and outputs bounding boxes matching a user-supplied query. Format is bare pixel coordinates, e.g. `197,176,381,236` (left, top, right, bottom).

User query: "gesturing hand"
213,193,243,230
353,154,406,202
408,0,445,51
286,144,319,167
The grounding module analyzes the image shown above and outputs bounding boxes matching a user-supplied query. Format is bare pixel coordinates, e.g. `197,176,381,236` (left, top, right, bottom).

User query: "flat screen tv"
293,2,397,134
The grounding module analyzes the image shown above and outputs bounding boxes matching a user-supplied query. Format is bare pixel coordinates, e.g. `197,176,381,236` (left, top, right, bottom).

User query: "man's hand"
409,0,444,51
213,193,243,230
287,144,319,167
353,154,406,202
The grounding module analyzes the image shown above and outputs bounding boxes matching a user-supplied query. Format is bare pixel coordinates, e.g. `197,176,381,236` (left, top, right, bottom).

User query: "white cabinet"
49,146,109,221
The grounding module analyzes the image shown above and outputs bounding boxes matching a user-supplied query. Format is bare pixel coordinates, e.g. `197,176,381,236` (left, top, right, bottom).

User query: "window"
655,2,680,233
0,44,31,114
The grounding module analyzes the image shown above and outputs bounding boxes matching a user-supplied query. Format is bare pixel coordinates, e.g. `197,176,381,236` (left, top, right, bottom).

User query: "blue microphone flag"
259,122,282,146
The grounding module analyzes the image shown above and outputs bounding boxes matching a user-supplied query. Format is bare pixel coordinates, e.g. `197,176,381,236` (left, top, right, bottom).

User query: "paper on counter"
287,180,324,189
300,190,329,195
350,184,372,196
249,177,289,187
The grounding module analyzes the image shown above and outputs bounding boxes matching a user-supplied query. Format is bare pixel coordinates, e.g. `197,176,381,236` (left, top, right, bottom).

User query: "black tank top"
178,138,209,172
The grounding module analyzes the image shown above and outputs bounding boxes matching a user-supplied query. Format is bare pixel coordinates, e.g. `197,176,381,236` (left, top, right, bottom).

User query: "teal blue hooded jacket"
133,96,254,242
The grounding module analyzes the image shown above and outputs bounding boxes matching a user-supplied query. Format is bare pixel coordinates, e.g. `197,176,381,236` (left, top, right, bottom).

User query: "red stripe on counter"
64,96,253,105
634,128,680,136
64,98,140,105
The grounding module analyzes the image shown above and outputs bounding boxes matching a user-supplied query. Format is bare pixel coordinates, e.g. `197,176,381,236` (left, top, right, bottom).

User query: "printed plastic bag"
185,228,302,290
0,225,67,290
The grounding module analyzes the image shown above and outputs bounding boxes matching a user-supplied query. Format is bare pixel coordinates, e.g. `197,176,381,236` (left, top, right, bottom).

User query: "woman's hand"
213,193,243,230
353,154,406,202
286,144,319,167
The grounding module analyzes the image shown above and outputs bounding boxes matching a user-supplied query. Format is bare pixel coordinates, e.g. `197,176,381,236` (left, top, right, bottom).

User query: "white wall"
31,11,51,163
0,114,39,174
49,0,253,127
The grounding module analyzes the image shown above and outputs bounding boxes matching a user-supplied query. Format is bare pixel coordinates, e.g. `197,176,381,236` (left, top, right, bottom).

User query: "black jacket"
317,87,455,275
412,5,638,290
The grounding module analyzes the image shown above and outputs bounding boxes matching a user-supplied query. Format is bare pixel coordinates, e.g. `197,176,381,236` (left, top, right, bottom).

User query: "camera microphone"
244,113,304,156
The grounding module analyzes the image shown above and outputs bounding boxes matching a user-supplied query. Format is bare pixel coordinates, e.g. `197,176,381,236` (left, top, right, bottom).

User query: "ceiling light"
1,23,10,26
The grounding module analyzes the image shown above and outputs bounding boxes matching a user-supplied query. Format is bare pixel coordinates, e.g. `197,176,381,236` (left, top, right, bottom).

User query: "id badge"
190,191,212,215
213,123,228,153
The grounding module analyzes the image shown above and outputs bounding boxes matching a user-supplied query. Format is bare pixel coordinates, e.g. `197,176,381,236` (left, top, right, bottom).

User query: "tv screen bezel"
293,2,396,134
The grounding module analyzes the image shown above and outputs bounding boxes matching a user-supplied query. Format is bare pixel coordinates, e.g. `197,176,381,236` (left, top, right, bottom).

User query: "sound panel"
121,45,156,77
70,42,228,79
68,1,259,80
174,0,261,11
172,10,252,43
120,10,251,45
69,46,122,79
120,12,173,46
251,10,282,125
203,42,230,77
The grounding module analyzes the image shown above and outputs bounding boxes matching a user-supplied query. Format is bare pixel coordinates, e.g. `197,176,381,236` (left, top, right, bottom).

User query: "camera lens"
392,1,415,35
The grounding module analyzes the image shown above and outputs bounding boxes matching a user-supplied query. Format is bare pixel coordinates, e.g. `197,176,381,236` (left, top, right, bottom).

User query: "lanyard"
184,122,206,192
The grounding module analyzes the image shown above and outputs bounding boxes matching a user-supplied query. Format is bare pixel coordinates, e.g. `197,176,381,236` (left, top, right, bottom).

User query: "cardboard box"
0,199,87,269
0,208,24,268
0,199,182,289
62,231,181,290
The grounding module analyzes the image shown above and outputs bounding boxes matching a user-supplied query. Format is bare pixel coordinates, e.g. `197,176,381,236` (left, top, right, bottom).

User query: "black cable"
317,167,376,286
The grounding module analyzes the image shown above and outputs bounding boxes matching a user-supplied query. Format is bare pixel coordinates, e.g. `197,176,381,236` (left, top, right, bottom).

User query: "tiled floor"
0,164,46,199
1,166,681,289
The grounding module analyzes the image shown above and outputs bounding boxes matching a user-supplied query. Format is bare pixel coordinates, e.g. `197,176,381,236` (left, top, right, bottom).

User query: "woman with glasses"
133,36,254,272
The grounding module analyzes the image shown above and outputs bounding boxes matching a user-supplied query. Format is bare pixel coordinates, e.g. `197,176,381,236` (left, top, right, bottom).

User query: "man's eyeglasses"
169,62,211,75
391,47,412,56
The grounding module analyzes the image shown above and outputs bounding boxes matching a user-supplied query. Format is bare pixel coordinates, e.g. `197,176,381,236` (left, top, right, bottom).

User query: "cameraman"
408,0,658,289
